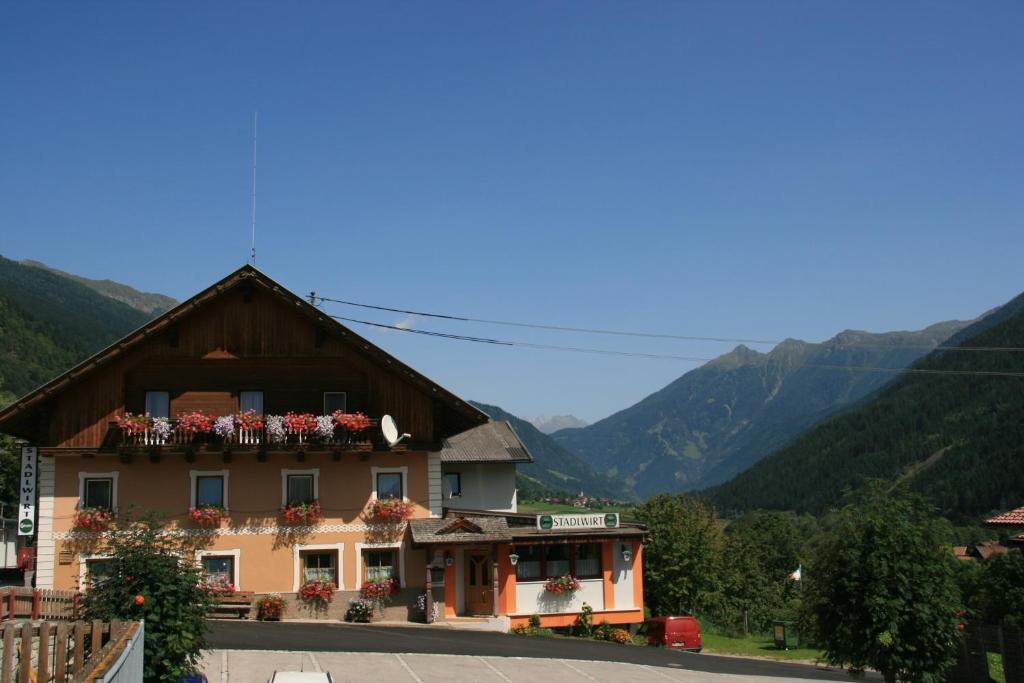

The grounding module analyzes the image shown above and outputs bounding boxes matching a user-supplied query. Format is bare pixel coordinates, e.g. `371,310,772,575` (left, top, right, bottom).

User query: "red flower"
369,497,414,522
134,595,145,606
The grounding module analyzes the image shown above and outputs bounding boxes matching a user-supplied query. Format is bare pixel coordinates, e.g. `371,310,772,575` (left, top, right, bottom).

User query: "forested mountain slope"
553,320,967,498
705,291,1024,522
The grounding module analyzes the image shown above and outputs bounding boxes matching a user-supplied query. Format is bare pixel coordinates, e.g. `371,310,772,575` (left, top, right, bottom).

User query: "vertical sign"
18,446,37,536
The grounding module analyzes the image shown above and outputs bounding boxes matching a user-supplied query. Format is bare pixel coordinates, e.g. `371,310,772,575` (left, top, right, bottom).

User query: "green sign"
539,515,553,530
19,519,33,535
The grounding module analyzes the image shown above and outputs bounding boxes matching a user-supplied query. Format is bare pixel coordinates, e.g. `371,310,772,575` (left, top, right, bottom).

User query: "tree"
81,514,213,682
804,485,961,682
635,494,722,617
978,549,1024,627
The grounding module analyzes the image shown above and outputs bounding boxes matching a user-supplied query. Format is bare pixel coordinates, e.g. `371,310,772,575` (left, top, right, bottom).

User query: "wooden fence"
0,619,139,683
0,589,79,622
947,624,1024,683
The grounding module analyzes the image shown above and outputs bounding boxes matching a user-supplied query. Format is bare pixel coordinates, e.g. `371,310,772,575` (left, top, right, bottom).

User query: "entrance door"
464,553,493,615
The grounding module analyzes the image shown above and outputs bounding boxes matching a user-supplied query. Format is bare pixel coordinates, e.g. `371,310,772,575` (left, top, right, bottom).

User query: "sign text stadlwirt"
536,513,619,531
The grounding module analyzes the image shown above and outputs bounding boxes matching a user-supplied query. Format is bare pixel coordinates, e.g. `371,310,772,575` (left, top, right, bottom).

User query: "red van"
637,616,702,652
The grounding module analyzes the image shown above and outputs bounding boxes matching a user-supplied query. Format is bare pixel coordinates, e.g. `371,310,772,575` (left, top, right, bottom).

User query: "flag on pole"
788,565,802,581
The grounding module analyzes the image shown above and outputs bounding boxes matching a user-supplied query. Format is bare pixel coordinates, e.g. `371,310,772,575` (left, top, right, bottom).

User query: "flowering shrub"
334,411,371,432
73,507,114,532
257,594,285,620
314,415,336,440
203,576,236,597
281,501,323,526
115,412,150,436
177,411,213,435
234,410,264,430
544,575,581,594
415,593,439,623
610,628,631,644
298,580,335,607
361,577,399,607
189,505,226,527
370,496,414,522
150,417,171,440
211,415,235,439
265,415,286,443
283,412,316,433
345,598,373,623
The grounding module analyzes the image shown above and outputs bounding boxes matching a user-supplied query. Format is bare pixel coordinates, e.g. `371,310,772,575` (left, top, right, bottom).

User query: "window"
83,478,113,510
287,475,314,505
203,556,234,587
444,472,461,498
145,391,170,418
87,559,112,587
239,391,264,416
513,544,603,582
376,472,403,500
323,392,347,414
363,549,397,582
195,476,224,508
302,551,337,585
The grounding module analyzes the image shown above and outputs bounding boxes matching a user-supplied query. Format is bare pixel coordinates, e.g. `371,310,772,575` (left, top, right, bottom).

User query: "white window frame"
78,553,114,591
281,469,320,507
356,541,405,588
292,542,345,591
323,391,347,414
190,470,230,511
195,548,241,590
78,472,119,511
371,466,408,502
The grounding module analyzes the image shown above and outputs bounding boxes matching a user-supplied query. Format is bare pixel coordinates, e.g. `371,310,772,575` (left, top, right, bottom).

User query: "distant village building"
985,506,1024,548
0,266,646,628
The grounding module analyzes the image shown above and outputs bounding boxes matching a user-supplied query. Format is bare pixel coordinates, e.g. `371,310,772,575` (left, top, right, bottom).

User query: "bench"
209,591,254,619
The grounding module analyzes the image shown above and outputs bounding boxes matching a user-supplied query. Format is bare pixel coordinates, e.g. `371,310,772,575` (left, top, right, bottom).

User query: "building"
0,265,646,627
985,506,1024,548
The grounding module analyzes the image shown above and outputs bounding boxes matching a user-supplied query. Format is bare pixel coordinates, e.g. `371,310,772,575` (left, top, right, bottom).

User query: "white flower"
266,415,286,443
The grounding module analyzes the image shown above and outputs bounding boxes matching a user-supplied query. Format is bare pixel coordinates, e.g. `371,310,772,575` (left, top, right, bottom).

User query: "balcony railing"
109,418,382,450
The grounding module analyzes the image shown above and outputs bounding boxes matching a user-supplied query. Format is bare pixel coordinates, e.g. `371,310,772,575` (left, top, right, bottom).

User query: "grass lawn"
700,632,824,662
988,652,1005,683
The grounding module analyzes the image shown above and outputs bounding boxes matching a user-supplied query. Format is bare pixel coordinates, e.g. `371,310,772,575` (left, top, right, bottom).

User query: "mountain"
20,259,178,315
705,291,1024,522
529,415,589,434
0,255,158,403
552,320,969,499
469,402,633,501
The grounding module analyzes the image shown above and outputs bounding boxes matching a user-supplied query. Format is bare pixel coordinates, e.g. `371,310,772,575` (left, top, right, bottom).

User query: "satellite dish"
381,415,411,448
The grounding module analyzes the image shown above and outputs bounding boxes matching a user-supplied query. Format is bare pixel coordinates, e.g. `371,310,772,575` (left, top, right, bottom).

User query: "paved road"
207,621,874,680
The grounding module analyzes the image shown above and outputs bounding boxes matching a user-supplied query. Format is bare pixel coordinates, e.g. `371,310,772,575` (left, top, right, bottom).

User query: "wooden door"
464,553,493,615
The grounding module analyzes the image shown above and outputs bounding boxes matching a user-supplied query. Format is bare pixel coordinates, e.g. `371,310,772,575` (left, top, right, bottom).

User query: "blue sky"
2,2,1021,422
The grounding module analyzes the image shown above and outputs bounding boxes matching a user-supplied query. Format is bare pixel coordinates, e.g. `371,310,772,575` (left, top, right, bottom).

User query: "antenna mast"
250,112,258,265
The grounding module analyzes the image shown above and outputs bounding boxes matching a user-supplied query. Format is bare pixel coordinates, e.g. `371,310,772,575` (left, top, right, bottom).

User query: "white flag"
788,565,802,581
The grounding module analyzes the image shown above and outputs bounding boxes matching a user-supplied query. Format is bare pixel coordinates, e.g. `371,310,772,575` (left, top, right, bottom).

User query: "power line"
330,314,1024,378
313,295,1022,353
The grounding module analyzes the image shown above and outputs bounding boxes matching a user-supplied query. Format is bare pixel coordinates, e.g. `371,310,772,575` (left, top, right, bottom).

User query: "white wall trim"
427,453,442,518
370,466,408,503
78,553,113,591
36,456,56,588
195,548,242,589
292,542,345,592
189,470,230,511
355,541,405,588
281,468,320,507
77,471,120,511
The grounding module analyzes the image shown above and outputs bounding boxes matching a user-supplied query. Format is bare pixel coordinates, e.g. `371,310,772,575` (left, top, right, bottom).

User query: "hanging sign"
536,513,619,531
18,446,37,536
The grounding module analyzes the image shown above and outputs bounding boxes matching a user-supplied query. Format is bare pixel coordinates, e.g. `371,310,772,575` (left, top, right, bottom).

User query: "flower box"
360,577,399,604
257,594,285,620
369,497,414,523
345,598,373,623
189,505,226,528
115,412,150,436
73,507,114,532
177,411,214,437
298,580,335,607
544,574,582,594
282,501,323,526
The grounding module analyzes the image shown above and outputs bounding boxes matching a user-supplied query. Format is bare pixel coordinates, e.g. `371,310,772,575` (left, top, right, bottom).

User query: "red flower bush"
203,576,236,597
73,507,114,532
189,505,226,528
299,580,335,607
370,497,414,522
115,412,150,436
334,411,371,432
177,411,213,435
257,594,285,620
282,501,323,526
234,410,264,430
544,575,581,594
360,577,399,602
283,412,316,433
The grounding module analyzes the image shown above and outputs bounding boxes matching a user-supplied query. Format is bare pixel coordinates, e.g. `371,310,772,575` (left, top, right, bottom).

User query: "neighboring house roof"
0,265,488,440
974,540,1009,562
953,546,971,561
985,506,1024,528
437,421,533,464
408,516,513,545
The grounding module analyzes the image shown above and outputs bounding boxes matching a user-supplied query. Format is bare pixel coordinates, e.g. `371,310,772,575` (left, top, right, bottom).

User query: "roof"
438,421,533,464
408,516,512,545
0,264,488,440
443,508,649,542
985,506,1024,528
974,541,1009,561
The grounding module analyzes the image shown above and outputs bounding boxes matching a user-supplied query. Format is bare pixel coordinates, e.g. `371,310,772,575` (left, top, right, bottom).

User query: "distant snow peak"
529,414,589,434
